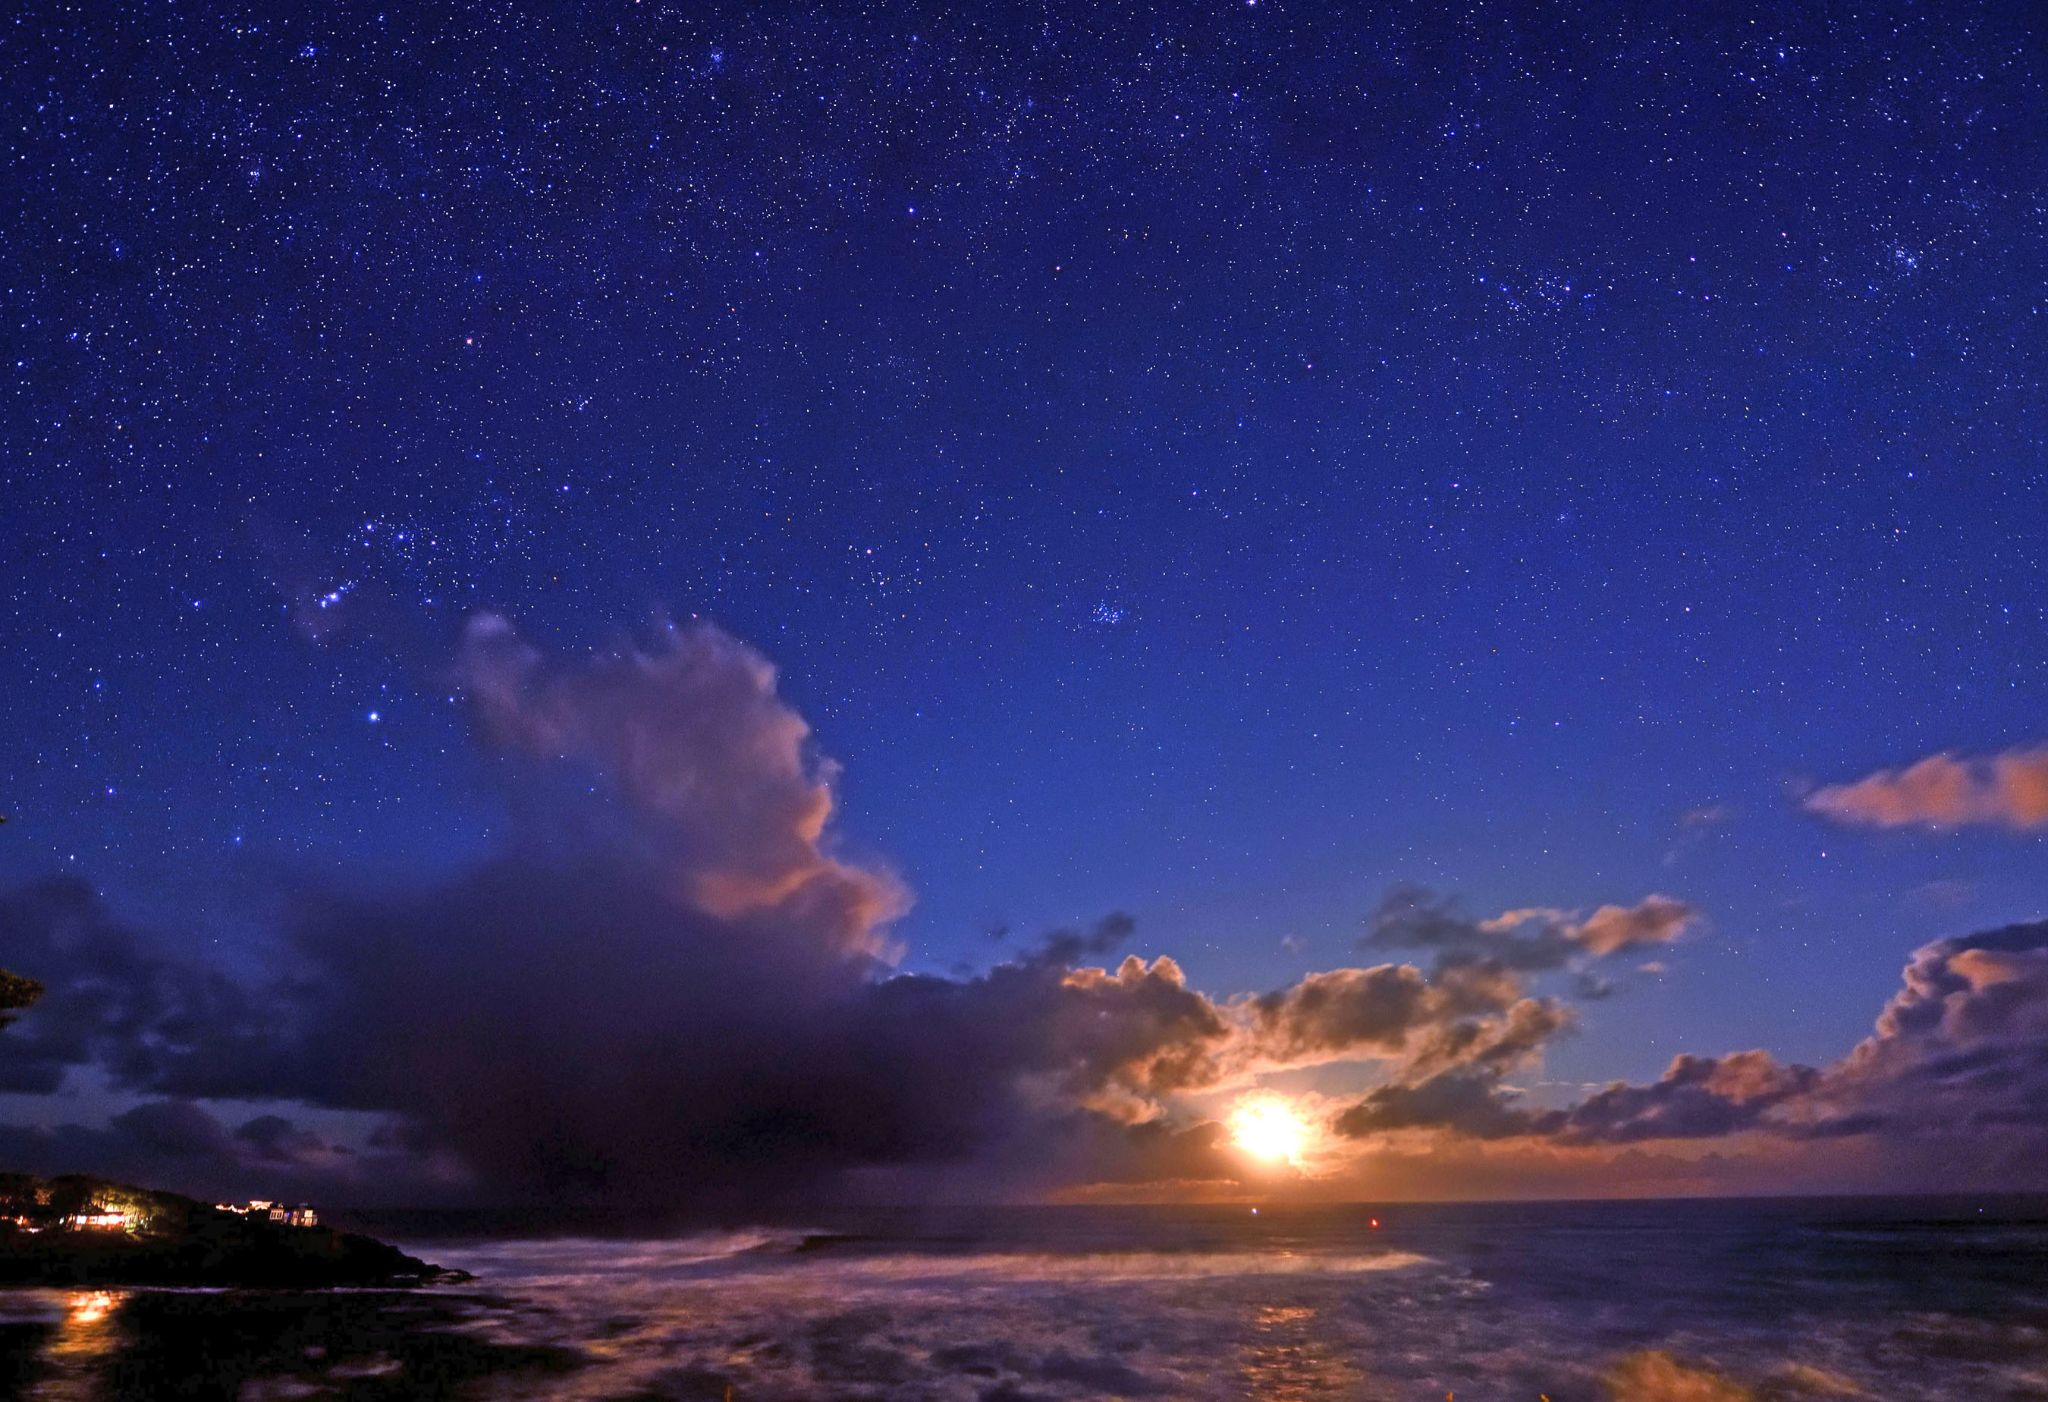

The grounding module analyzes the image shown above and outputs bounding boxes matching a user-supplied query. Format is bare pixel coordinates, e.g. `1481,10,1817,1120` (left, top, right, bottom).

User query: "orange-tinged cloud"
1571,896,1696,957
1806,745,2048,830
453,613,910,952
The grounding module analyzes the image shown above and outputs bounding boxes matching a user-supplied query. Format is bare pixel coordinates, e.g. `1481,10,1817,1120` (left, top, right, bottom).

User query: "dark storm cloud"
0,877,268,1096
0,858,1259,1208
226,863,1248,1207
0,1099,370,1194
110,1099,237,1159
0,1110,205,1184
233,1112,349,1164
1365,888,1695,974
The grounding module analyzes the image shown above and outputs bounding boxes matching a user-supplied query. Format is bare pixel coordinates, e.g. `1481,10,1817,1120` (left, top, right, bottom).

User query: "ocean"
3,1196,2045,1399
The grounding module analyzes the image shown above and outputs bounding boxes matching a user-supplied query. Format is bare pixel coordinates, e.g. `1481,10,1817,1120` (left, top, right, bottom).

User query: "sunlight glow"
1228,1094,1310,1167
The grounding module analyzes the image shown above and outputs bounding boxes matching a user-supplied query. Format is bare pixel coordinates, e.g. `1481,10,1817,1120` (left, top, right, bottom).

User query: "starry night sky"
4,0,2046,1189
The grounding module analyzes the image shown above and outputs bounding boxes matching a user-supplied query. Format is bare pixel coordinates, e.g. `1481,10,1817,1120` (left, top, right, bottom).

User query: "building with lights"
213,1199,319,1228
63,1207,142,1231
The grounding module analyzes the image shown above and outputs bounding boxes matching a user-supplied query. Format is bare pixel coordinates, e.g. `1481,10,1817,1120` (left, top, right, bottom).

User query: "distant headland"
0,1173,458,1288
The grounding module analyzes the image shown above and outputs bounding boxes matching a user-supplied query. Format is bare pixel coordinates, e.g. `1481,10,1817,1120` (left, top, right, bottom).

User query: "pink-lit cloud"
1806,746,2048,830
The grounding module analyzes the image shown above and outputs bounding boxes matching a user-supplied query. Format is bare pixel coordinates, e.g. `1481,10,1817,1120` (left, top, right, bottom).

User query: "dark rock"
0,1172,445,1288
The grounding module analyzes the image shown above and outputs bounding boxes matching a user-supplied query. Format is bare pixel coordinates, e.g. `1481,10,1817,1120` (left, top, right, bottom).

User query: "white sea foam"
395,1220,2048,1402
416,1226,810,1282
423,1234,1434,1288
17,1206,2045,1400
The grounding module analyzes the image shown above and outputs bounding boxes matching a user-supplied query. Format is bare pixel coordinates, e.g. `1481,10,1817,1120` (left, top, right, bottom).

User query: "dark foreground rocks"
0,1173,459,1288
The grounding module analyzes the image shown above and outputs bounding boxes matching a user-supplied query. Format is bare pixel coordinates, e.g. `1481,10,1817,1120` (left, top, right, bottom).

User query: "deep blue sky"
6,0,2044,1099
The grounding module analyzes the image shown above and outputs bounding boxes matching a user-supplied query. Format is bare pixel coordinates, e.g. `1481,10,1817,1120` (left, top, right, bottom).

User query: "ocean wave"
414,1227,823,1281
421,1232,1435,1288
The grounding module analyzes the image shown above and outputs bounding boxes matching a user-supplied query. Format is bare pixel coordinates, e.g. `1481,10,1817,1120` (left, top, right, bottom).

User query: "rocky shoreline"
0,1173,460,1289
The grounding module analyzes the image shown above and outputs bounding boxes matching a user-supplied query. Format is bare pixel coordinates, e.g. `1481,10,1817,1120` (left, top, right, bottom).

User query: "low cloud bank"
1336,918,2048,1184
4,616,2044,1207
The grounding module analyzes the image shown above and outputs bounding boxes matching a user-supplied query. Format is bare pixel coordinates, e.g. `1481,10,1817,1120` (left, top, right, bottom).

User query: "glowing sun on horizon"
1227,1094,1310,1167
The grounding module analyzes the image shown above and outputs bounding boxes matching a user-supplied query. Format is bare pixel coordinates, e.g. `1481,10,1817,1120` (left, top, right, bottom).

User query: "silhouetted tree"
0,968,40,1030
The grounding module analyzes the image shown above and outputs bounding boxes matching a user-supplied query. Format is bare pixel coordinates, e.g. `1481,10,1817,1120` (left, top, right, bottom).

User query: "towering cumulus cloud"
452,615,908,946
1807,745,2048,830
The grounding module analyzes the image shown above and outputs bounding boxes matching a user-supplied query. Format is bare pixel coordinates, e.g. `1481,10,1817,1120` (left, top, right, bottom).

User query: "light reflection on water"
1239,1302,1360,1401
28,1291,129,1402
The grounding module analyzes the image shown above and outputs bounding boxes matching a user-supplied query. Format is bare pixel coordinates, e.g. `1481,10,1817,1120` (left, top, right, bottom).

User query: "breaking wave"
12,1199,2047,1399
